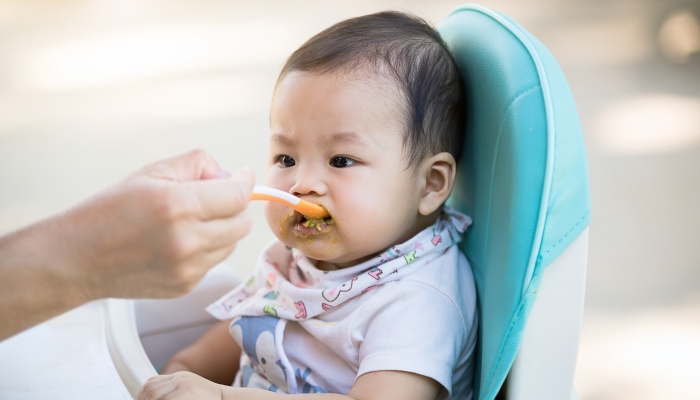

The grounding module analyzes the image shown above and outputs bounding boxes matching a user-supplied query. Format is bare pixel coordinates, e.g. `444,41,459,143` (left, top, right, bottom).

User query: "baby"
139,11,477,400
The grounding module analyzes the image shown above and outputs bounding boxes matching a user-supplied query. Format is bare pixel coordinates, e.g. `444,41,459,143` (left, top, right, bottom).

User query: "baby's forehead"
282,64,404,97
273,68,408,128
329,65,404,98
270,71,413,158
328,67,409,119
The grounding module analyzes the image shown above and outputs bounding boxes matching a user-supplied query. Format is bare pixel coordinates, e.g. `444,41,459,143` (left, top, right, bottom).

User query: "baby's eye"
276,155,296,168
330,156,355,168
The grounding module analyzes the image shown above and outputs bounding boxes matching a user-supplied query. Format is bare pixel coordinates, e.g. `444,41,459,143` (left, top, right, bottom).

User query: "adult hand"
0,149,255,340
69,149,255,299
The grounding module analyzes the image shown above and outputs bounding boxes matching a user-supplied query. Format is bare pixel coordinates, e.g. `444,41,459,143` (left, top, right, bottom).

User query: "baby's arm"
139,369,441,400
161,319,241,385
226,370,441,400
345,371,441,400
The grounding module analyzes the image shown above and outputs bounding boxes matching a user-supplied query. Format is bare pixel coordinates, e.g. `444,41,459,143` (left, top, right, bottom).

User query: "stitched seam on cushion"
541,210,591,258
481,84,542,270
485,210,591,394
485,289,530,395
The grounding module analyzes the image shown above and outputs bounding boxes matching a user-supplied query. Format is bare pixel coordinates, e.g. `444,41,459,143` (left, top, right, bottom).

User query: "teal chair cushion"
440,5,591,399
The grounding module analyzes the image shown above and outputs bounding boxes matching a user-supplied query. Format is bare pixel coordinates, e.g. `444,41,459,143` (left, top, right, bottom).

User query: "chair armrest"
105,262,240,397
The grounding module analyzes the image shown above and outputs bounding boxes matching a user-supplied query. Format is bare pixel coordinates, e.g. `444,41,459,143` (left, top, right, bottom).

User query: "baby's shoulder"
350,279,473,343
355,247,476,331
401,246,475,303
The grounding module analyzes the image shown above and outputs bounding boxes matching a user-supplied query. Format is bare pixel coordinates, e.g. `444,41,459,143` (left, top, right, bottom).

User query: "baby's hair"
278,11,466,167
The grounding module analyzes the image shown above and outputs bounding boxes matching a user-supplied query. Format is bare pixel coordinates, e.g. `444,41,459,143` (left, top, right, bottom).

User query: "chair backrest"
439,5,591,399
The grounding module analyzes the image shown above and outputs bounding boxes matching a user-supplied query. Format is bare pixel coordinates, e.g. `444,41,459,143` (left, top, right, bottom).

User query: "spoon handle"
250,186,329,219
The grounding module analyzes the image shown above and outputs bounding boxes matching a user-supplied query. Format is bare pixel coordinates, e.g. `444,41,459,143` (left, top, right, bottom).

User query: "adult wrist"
29,212,101,306
50,205,113,303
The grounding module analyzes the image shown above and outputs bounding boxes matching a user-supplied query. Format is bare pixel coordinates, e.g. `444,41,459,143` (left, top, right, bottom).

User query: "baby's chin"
279,232,340,259
272,230,357,267
279,235,384,270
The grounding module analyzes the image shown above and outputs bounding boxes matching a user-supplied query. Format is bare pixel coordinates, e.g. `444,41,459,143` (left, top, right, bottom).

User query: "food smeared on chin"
293,211,334,236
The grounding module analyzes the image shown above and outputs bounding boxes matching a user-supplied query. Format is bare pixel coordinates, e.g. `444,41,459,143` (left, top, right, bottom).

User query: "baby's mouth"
292,210,334,236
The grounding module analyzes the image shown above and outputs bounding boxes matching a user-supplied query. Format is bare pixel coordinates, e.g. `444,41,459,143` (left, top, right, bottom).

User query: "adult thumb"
142,149,224,181
229,166,256,192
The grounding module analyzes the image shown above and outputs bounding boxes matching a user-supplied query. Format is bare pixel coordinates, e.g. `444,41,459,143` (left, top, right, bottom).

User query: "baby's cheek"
342,203,406,250
335,208,380,245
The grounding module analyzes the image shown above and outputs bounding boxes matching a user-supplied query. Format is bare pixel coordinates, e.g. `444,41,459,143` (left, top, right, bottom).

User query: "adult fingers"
143,149,225,182
186,167,255,220
203,242,239,269
199,211,253,252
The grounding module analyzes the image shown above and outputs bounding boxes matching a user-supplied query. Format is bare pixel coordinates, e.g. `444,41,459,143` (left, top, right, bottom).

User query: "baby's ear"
418,152,457,216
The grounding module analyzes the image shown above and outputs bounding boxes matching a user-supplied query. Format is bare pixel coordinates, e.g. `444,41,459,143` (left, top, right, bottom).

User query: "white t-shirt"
277,245,477,399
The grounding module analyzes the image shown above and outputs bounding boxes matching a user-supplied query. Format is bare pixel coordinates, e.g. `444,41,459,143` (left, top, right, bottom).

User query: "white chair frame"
506,228,588,400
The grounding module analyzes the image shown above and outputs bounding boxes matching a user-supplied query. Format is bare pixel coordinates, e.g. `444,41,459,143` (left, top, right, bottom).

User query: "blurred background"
0,0,698,398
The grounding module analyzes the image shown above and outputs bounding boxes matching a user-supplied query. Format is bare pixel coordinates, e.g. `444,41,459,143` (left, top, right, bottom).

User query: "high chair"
440,4,591,399
105,4,591,400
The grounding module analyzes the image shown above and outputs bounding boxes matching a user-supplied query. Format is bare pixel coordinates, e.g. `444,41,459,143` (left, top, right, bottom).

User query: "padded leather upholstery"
439,5,591,399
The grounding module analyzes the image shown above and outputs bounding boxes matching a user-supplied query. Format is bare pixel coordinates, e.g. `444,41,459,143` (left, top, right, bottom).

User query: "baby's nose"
290,168,327,197
291,183,326,197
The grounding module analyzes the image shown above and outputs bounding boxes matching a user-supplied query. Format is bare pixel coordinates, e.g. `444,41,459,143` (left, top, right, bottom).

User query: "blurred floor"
1,0,698,398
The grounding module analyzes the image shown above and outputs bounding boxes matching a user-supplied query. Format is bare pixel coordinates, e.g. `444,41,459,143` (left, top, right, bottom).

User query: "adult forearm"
0,150,255,342
0,214,95,340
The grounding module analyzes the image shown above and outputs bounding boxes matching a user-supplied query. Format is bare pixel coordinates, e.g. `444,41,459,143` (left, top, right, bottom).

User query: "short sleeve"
351,281,468,396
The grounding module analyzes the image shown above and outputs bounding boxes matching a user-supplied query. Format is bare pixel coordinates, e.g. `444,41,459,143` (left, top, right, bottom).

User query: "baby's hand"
138,371,223,400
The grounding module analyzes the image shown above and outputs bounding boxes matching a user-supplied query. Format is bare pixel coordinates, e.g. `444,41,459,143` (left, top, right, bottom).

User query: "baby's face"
265,71,426,269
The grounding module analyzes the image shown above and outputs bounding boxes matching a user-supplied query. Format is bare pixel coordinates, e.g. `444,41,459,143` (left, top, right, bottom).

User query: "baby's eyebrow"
323,132,367,146
270,134,294,146
270,131,368,147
